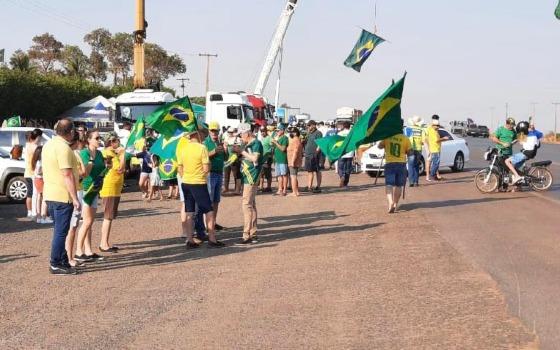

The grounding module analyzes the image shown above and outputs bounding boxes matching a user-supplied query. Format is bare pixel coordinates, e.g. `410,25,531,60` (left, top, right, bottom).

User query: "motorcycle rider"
504,121,541,184
490,117,517,157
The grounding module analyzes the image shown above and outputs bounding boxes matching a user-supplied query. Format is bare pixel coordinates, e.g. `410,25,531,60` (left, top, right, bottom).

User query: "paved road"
408,164,560,349
463,136,560,201
0,172,536,349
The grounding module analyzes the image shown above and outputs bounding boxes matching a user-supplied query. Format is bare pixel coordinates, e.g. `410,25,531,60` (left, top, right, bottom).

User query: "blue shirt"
135,151,153,173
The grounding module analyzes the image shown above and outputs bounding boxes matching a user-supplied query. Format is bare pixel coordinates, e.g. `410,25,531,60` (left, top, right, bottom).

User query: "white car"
360,128,470,177
0,127,55,156
0,148,28,202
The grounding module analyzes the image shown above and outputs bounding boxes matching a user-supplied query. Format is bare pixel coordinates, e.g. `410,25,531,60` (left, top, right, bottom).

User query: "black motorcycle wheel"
528,167,553,191
474,169,499,193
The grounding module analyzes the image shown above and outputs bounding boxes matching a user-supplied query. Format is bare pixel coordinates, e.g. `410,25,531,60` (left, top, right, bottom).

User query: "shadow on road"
81,211,382,273
401,196,526,211
0,253,38,264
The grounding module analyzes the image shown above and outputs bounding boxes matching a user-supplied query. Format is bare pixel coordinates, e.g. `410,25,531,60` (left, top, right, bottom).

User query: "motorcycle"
474,147,553,193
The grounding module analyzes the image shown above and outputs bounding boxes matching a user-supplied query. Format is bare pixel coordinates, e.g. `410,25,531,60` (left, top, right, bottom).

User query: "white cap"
237,123,252,135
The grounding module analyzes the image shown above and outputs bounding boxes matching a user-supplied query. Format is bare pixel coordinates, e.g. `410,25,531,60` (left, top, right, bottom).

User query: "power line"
5,0,91,31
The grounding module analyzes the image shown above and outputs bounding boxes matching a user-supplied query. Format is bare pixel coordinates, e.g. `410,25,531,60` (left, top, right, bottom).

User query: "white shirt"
338,129,354,158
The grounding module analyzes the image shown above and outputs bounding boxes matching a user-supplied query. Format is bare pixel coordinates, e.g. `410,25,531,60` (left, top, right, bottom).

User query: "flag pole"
374,152,384,185
373,1,377,34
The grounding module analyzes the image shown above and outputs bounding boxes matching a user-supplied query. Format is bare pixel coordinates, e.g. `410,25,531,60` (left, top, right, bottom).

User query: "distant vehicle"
360,128,470,177
477,125,489,138
466,124,480,137
114,89,176,123
205,92,254,130
295,114,311,124
0,148,28,202
245,94,273,126
449,120,467,136
0,127,55,156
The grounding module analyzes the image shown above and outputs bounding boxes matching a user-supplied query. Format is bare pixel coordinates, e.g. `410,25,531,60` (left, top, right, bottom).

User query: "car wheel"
7,176,28,202
418,156,426,175
451,152,465,172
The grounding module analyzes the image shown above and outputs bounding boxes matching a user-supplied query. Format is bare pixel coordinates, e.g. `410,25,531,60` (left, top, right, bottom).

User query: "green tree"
9,50,34,72
83,28,111,53
61,45,89,78
88,51,107,83
105,32,134,85
27,32,63,74
190,97,206,106
145,43,186,86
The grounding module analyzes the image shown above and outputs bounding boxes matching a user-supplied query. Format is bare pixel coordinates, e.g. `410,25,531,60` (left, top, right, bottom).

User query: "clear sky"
1,0,559,132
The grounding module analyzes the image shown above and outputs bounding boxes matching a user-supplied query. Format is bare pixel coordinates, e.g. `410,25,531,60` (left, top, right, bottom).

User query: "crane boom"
254,0,298,96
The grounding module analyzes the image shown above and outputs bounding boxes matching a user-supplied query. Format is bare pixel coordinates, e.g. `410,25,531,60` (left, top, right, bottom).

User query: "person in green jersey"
259,125,274,193
271,123,289,195
233,123,263,244
204,121,226,229
491,117,517,156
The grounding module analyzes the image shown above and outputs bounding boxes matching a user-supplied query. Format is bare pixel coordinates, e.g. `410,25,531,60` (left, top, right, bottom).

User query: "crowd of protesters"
7,113,467,276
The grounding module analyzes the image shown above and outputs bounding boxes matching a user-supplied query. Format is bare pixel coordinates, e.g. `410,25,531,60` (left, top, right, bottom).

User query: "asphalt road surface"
0,171,539,349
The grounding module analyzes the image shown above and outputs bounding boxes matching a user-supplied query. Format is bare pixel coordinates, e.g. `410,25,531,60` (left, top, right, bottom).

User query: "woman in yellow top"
378,129,411,213
99,132,125,252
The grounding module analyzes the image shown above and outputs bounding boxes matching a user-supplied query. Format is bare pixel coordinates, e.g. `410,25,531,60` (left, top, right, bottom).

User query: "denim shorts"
275,163,288,176
208,173,223,203
384,162,407,187
510,152,527,167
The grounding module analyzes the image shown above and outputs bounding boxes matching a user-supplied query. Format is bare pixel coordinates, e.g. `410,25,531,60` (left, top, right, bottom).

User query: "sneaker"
512,175,523,184
215,224,225,231
312,187,322,193
36,218,44,224
238,238,253,245
27,211,34,218
86,253,105,261
74,254,94,262
186,241,201,249
49,265,78,275
208,240,226,248
42,217,53,224
251,238,259,244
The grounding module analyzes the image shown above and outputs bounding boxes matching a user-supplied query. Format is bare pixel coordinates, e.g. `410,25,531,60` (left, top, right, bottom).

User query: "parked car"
0,127,55,156
477,125,489,138
360,128,470,177
0,148,28,202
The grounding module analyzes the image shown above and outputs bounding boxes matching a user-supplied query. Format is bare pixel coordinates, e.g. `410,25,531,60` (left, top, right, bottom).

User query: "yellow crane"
133,0,147,88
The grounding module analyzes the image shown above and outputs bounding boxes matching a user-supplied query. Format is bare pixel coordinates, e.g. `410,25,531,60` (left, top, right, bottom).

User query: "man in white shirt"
337,121,354,187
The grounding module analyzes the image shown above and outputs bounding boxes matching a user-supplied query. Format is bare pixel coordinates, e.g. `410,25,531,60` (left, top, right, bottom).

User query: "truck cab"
205,92,255,131
115,89,176,123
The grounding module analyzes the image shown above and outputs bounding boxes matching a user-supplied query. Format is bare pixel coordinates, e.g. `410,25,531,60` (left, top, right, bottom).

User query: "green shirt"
262,135,273,157
241,139,264,185
204,137,225,173
494,126,517,156
273,135,289,165
79,149,106,205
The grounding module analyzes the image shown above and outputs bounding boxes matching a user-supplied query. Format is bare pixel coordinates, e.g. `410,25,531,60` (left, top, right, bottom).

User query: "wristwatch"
89,157,94,163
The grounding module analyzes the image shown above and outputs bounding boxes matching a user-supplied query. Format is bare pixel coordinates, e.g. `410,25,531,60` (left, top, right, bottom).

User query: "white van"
115,89,176,123
205,92,254,131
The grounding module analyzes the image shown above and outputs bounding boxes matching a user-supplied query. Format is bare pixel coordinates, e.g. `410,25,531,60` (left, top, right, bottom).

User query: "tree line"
9,28,186,87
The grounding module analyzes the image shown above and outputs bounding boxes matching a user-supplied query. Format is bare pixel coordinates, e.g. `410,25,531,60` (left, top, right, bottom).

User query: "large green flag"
6,115,21,127
145,97,197,138
125,116,145,153
149,129,184,180
317,73,406,162
556,1,560,19
343,29,385,72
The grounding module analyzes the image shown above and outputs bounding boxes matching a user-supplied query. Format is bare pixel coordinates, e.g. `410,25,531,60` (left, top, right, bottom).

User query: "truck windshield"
243,106,254,122
116,104,163,122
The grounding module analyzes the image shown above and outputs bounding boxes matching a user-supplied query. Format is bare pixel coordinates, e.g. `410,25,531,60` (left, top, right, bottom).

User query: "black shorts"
181,183,213,214
163,178,178,186
304,154,320,172
25,177,33,198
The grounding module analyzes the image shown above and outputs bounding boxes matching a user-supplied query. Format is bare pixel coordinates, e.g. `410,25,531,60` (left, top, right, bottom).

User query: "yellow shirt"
177,141,209,184
383,134,411,163
42,136,79,203
100,148,125,197
425,127,441,153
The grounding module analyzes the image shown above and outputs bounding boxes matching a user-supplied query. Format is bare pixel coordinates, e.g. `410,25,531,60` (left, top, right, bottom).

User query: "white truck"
205,92,254,130
114,89,176,123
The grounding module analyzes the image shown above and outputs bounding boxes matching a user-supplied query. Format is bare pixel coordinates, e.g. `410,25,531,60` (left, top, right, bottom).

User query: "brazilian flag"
317,73,406,162
556,1,560,20
125,116,145,152
6,115,22,127
343,29,385,72
145,97,197,138
149,129,184,180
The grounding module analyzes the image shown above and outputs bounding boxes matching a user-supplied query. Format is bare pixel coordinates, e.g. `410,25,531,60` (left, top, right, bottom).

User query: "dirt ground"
0,170,538,349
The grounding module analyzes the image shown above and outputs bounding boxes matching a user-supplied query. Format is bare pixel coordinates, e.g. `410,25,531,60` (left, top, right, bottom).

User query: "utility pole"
198,53,218,95
490,106,495,131
133,0,147,88
530,102,538,121
553,102,560,142
177,77,190,97
505,102,509,118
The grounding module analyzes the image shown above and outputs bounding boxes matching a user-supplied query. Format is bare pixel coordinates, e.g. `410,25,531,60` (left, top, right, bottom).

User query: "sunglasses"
94,136,102,141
